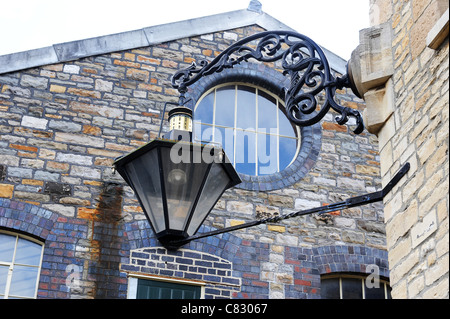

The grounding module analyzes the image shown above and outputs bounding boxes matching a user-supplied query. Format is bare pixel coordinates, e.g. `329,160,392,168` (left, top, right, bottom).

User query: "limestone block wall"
366,0,449,298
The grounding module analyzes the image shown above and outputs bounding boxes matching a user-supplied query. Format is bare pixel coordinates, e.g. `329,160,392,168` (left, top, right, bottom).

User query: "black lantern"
113,107,241,249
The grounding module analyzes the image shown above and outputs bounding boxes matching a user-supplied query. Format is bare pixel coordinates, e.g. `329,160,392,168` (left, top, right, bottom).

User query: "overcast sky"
0,0,369,60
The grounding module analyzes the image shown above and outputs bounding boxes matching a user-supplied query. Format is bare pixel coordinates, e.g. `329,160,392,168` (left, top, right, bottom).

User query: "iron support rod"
158,101,178,138
169,162,410,248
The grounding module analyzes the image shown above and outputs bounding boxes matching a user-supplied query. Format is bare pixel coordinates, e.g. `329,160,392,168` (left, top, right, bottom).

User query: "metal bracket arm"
171,30,365,134
168,163,410,248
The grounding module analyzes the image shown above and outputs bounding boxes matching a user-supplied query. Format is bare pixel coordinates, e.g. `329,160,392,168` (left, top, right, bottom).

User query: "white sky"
0,0,369,60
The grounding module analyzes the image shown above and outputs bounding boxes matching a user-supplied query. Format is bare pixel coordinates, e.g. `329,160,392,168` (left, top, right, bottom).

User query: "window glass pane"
278,108,297,138
0,265,9,295
9,265,39,298
236,86,256,131
0,233,16,263
215,86,235,128
15,238,42,266
279,137,297,171
194,123,214,144
195,91,214,124
235,130,256,175
258,133,278,175
212,125,225,145
364,282,387,299
181,289,198,299
321,278,340,299
342,278,363,299
160,287,173,299
193,121,203,142
214,126,234,164
257,91,277,133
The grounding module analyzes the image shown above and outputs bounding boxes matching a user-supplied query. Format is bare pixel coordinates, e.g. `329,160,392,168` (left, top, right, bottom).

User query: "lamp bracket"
167,163,410,249
171,30,364,134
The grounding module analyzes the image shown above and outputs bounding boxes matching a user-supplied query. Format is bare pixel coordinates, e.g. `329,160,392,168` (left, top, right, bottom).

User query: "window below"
321,274,392,299
193,83,300,177
128,276,204,299
0,231,44,299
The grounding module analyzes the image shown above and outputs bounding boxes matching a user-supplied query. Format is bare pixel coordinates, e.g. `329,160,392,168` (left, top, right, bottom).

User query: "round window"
193,83,300,177
185,62,322,191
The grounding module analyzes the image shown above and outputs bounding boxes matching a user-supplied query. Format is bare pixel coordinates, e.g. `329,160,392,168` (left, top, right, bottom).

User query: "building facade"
1,5,391,299
355,0,448,298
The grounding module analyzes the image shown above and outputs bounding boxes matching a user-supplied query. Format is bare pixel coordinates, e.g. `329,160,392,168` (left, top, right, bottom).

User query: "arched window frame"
0,230,44,299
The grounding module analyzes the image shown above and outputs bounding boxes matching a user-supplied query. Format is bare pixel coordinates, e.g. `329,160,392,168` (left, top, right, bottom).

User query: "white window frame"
0,230,45,299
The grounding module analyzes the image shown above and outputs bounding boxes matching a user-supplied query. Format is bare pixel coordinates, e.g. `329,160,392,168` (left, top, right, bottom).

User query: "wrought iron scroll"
171,30,364,134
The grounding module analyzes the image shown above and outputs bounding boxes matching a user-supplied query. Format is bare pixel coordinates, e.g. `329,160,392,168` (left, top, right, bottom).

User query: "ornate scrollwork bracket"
171,30,364,134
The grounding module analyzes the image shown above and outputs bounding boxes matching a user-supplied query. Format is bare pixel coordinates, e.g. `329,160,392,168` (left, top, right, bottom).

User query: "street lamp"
113,107,241,249
114,30,409,249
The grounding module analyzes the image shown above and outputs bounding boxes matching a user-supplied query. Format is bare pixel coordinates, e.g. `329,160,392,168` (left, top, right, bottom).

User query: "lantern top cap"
168,106,192,118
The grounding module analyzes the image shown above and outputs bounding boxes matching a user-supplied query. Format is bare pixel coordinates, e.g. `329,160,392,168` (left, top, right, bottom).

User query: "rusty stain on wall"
84,183,125,298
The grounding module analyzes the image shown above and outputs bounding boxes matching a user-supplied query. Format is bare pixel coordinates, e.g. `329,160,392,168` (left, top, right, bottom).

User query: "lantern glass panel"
160,147,210,232
187,162,231,236
125,148,165,233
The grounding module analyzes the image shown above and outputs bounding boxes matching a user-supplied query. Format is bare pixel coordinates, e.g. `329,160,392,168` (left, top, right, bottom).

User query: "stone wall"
366,0,449,298
1,24,386,299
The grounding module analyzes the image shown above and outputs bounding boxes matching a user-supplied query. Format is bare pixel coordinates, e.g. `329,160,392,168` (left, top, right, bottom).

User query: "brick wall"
1,24,387,299
369,0,449,298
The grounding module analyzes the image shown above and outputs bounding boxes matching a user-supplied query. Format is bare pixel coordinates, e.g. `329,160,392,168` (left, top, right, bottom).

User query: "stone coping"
0,9,347,75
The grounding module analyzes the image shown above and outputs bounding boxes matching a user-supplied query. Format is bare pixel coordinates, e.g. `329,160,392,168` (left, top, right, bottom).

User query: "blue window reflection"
236,86,256,131
258,133,278,175
258,91,277,133
235,130,256,175
279,137,297,171
214,126,235,164
215,86,236,127
195,92,214,124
